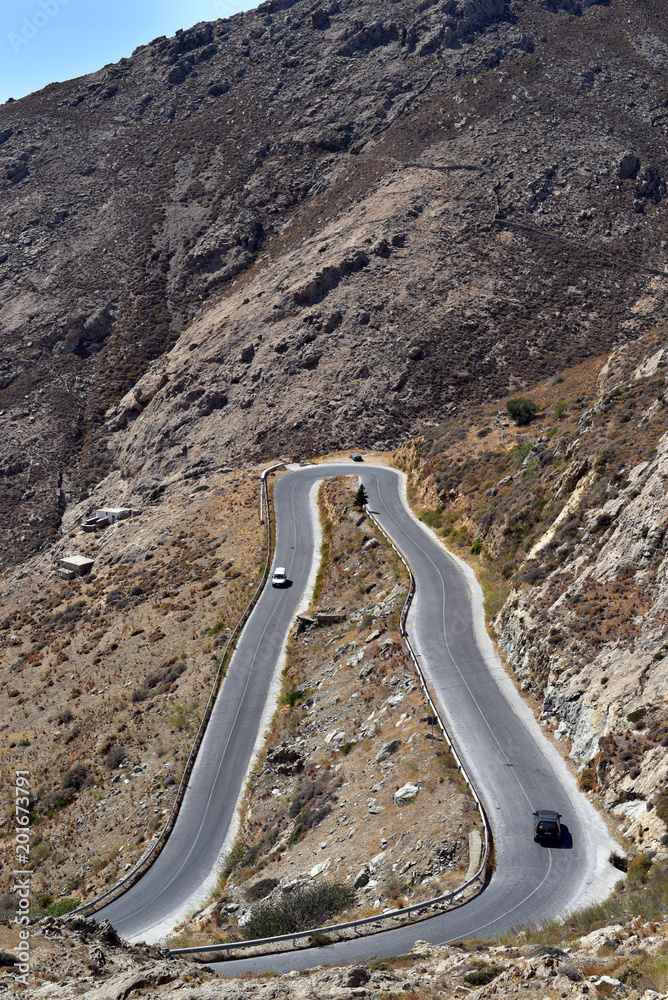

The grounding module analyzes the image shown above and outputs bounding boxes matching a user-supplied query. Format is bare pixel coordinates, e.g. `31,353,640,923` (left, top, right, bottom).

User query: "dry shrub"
105,744,127,769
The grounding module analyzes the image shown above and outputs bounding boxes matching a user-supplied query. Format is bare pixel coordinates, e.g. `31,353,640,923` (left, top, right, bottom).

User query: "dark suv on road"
533,810,562,844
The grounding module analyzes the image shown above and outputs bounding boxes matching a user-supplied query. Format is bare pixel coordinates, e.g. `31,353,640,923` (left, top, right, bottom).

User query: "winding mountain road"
95,463,618,971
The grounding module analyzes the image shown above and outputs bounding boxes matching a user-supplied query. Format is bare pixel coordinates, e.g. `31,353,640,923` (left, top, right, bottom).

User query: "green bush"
0,951,16,968
627,707,647,725
47,897,80,917
223,842,246,875
281,686,309,708
506,398,539,425
308,932,332,946
513,439,534,467
463,966,501,986
242,881,355,940
245,878,279,902
42,787,75,813
627,854,653,886
224,842,261,875
628,854,652,875
421,507,444,529
470,540,483,555
553,400,568,420
166,701,197,731
206,619,226,636
628,854,652,886
61,763,90,792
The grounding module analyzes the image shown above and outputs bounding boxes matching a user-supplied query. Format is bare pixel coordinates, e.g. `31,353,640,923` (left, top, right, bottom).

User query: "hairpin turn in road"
94,464,620,972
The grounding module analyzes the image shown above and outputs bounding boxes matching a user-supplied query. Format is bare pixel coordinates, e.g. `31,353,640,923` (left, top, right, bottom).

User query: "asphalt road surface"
95,464,617,968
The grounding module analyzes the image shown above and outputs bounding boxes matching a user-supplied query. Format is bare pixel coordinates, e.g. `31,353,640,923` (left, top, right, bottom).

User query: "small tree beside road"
352,484,369,510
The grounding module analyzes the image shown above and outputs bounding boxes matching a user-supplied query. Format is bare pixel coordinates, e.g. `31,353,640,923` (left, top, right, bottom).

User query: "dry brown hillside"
1,0,668,569
0,465,265,914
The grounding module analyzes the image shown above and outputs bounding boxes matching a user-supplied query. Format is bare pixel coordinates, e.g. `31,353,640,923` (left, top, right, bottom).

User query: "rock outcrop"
496,392,668,849
5,911,668,998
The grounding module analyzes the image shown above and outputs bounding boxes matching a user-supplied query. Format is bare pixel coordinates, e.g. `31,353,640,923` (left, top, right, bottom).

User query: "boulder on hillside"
265,744,304,775
394,782,420,805
636,165,666,202
354,866,371,888
617,153,640,179
375,739,402,762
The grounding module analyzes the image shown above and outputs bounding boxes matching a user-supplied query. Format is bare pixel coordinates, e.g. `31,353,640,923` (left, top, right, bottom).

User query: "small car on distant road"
271,567,287,587
533,809,562,844
350,452,363,462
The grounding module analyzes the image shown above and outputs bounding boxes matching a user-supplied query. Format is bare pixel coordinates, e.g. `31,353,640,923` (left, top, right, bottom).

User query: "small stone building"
59,555,95,579
82,507,141,532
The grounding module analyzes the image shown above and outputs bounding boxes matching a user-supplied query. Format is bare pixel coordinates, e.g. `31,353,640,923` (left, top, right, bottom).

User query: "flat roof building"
83,507,141,532
94,507,139,523
59,555,95,578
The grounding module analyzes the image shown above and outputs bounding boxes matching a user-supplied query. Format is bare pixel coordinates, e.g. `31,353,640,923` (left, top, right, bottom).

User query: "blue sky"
0,0,253,105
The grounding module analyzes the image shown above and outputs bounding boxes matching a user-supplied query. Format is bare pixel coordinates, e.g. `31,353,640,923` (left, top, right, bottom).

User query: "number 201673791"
13,770,33,986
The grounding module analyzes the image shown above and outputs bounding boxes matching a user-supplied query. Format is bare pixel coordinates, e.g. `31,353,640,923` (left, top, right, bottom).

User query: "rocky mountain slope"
1,0,667,570
399,326,668,857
